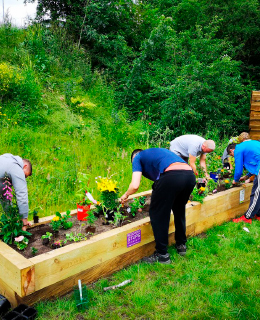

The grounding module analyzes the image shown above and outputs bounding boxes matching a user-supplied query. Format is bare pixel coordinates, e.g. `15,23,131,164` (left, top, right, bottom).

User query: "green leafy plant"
66,232,87,242
0,176,31,244
224,179,232,189
57,210,73,229
190,186,208,204
14,235,29,250
128,197,146,217
112,204,126,227
85,210,97,226
50,216,62,232
76,172,92,206
41,232,53,240
96,177,119,211
207,179,218,193
31,247,38,256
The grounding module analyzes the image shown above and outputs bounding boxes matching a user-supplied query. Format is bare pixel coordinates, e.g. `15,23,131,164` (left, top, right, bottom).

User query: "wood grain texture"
0,185,253,306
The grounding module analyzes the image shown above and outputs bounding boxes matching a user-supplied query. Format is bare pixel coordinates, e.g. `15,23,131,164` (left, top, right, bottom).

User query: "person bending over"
0,153,32,230
120,148,196,264
169,134,215,179
227,141,260,223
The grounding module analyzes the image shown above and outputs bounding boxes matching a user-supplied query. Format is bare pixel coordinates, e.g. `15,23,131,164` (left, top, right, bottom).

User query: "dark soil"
10,197,151,258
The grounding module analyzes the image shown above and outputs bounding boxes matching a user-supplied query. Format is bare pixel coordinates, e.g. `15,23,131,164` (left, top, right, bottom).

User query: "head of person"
131,149,143,163
201,140,215,153
238,132,250,143
22,159,32,178
227,143,237,157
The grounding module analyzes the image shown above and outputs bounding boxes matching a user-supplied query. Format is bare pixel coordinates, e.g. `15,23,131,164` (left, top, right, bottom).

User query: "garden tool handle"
78,279,83,301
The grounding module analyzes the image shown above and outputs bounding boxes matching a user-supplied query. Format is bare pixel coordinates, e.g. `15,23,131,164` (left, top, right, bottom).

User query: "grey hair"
204,140,215,150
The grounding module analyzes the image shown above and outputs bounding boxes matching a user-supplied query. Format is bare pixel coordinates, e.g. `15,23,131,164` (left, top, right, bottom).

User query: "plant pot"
210,172,219,182
42,238,49,245
223,162,230,170
222,173,230,178
77,204,91,221
86,226,96,233
13,304,28,314
0,295,11,317
33,216,39,224
197,182,206,189
22,307,37,319
105,209,115,221
2,311,20,320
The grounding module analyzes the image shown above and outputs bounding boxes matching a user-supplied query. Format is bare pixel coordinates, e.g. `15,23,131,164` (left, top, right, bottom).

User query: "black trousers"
149,170,196,254
245,169,260,219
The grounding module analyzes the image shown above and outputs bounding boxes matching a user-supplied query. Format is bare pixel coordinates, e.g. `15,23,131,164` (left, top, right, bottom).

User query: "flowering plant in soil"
190,186,208,204
50,211,73,231
207,179,218,193
14,235,29,250
127,197,146,217
85,209,97,226
96,177,119,211
0,175,31,244
224,179,232,189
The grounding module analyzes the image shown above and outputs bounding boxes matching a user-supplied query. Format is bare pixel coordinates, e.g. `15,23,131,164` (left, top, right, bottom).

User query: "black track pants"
149,170,196,255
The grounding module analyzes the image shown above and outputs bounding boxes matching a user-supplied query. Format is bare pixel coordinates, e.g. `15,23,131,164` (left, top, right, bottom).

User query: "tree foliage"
25,0,260,137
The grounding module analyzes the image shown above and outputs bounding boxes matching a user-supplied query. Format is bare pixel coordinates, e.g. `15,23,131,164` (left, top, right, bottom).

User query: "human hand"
22,218,31,231
120,193,129,204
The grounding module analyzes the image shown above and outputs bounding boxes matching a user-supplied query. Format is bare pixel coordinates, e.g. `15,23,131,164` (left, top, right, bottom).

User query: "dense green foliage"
26,0,260,136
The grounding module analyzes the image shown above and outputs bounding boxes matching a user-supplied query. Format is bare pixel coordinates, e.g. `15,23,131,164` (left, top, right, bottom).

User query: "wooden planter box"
0,184,252,307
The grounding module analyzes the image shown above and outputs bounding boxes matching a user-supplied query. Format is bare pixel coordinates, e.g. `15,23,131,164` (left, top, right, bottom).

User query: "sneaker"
255,215,260,221
142,251,171,264
233,215,252,224
176,244,187,256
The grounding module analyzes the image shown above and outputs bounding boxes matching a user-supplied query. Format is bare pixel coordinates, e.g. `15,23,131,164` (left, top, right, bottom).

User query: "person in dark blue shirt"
120,148,196,264
227,140,260,223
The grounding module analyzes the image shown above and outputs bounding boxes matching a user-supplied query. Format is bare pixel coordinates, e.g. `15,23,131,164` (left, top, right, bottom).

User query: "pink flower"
15,236,24,242
148,122,152,125
139,110,142,113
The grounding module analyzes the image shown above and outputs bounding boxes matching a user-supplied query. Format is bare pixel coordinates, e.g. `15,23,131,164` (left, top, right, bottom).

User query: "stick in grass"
103,279,132,291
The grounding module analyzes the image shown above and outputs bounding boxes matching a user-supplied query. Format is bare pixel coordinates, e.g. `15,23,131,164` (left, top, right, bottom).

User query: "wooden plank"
249,120,260,126
0,241,35,297
194,200,249,235
0,276,17,307
29,216,155,291
250,112,260,119
250,105,260,111
16,241,158,306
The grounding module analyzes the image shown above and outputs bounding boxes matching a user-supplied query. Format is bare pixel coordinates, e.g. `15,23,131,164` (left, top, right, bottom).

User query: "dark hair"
227,143,237,155
131,149,143,162
23,159,32,175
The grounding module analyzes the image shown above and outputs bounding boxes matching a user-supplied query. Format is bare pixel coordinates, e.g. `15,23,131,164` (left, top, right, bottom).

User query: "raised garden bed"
0,184,252,307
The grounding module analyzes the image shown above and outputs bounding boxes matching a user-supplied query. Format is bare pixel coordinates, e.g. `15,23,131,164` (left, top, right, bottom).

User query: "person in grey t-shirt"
0,153,32,230
169,135,215,179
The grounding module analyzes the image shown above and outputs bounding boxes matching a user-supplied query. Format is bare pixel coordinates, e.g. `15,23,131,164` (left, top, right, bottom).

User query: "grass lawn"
35,219,260,319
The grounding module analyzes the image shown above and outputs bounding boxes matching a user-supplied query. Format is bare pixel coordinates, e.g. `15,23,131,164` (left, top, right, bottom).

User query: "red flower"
139,110,142,113
148,122,152,125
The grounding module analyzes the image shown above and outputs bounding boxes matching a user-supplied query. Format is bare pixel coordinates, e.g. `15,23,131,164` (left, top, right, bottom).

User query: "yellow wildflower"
224,180,229,184
200,187,205,192
52,216,60,221
221,169,224,172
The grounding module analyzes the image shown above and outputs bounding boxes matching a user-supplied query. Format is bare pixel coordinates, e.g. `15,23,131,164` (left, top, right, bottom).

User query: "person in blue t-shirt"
120,148,196,264
227,140,260,223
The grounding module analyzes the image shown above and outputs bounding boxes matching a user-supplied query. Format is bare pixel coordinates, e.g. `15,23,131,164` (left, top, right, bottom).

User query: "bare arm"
189,154,197,175
120,172,142,203
200,153,209,178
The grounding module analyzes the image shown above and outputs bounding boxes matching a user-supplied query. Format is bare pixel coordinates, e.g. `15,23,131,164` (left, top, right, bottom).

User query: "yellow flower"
52,216,60,221
14,122,17,124
221,169,224,172
200,187,205,192
224,180,229,184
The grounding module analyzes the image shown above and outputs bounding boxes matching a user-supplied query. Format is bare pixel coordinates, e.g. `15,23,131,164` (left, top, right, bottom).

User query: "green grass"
35,220,260,319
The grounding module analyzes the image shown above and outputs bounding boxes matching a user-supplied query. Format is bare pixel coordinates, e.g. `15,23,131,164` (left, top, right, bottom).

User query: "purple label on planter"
127,229,141,247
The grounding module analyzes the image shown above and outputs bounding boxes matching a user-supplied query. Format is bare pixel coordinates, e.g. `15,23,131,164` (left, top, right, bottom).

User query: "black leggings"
149,170,196,254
